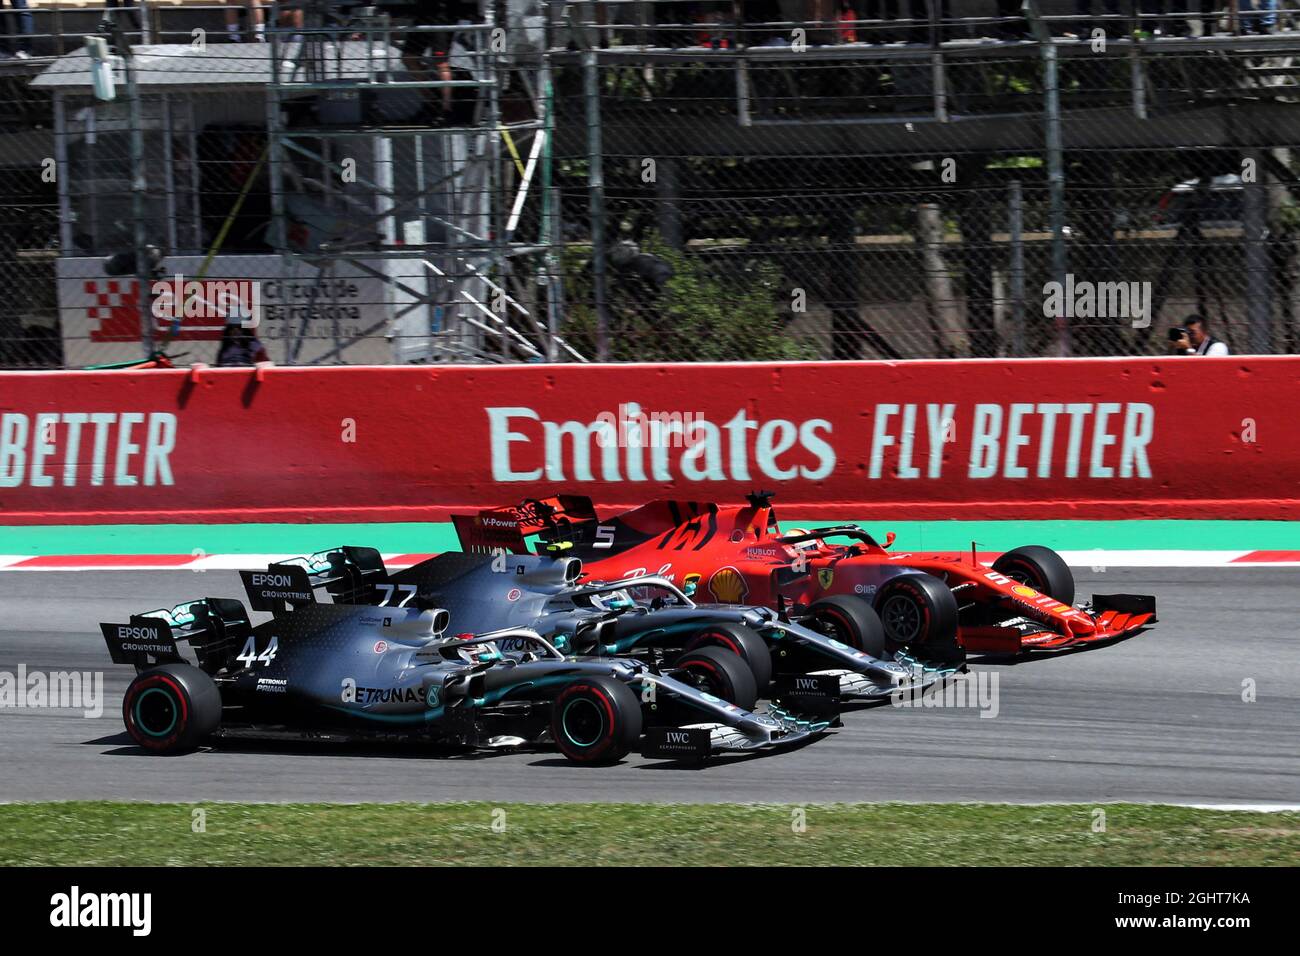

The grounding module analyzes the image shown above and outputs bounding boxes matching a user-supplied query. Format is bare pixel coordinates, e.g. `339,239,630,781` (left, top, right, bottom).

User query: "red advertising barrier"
1,358,1297,524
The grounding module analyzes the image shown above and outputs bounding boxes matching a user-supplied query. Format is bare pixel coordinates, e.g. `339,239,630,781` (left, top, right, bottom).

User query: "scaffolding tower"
264,0,578,364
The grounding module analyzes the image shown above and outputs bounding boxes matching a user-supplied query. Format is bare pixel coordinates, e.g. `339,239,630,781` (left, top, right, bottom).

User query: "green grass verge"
1,802,1296,866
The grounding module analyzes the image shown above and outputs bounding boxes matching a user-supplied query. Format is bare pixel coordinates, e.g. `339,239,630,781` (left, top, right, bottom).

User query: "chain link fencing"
2,1,1300,365
553,1,1300,361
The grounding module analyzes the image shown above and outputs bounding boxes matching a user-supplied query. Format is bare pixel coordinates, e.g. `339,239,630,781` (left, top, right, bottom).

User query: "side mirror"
884,532,896,548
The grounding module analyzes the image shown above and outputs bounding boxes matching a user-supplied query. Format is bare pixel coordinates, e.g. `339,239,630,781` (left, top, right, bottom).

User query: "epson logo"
116,625,159,641
251,573,293,588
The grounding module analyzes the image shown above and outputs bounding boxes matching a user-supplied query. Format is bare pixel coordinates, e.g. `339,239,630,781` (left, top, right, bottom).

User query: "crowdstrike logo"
49,886,152,936
486,405,836,483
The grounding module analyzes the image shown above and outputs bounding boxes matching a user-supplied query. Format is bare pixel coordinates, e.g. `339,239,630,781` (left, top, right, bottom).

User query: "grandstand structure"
1,1,1299,365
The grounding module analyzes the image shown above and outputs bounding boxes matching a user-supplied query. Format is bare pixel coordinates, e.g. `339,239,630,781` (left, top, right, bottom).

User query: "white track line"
0,550,1296,571
0,554,426,571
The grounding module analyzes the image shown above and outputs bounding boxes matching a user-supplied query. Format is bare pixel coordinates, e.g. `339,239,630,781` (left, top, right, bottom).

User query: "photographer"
1168,314,1229,356
216,317,271,366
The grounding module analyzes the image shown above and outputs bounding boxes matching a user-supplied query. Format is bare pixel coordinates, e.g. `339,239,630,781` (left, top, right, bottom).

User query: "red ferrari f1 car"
453,493,1157,661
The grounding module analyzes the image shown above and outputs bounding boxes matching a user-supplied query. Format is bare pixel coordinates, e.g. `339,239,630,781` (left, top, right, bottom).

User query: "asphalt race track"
1,568,1296,806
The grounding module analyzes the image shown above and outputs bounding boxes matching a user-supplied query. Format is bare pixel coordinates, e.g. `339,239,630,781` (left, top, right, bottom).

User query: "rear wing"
452,495,598,554
100,597,251,673
245,546,390,611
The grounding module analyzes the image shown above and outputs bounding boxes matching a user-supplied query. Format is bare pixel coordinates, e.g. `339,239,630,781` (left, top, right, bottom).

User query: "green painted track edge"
0,519,1296,556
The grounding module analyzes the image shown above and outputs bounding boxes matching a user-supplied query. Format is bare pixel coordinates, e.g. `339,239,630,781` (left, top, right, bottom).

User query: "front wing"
768,621,965,701
960,593,1157,654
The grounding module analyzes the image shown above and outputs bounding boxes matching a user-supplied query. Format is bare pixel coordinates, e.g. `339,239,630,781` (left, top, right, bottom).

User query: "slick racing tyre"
673,646,759,712
805,594,886,658
551,676,642,765
874,574,959,652
682,623,773,694
993,545,1075,606
122,663,222,754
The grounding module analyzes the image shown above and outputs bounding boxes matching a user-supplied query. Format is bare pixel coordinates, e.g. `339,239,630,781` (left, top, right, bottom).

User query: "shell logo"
1011,585,1039,598
708,566,750,603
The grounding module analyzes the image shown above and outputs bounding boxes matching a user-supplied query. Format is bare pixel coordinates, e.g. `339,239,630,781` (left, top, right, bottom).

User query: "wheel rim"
680,662,724,698
1003,564,1034,587
133,687,179,738
880,595,922,643
814,610,852,645
1003,561,1044,592
561,697,606,748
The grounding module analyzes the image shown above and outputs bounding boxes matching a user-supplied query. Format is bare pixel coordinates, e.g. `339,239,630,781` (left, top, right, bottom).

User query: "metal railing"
1,1,1299,366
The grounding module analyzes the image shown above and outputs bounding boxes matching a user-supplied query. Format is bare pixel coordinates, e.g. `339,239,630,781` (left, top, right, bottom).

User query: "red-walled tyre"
993,545,1076,606
806,594,886,658
122,663,222,754
682,623,773,694
873,574,959,652
550,676,642,765
673,646,759,712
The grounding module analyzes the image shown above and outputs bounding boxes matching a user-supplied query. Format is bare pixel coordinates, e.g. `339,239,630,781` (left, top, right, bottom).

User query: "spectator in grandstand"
1188,1,1228,36
0,0,35,59
1135,0,1217,37
403,0,475,121
224,0,304,42
691,4,729,48
1168,314,1230,355
1161,1,1227,37
215,318,271,366
1242,0,1278,34
837,1,858,43
226,0,267,42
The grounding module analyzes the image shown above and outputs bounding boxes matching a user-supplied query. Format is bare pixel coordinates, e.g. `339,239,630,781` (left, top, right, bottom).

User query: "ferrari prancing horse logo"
817,568,834,589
